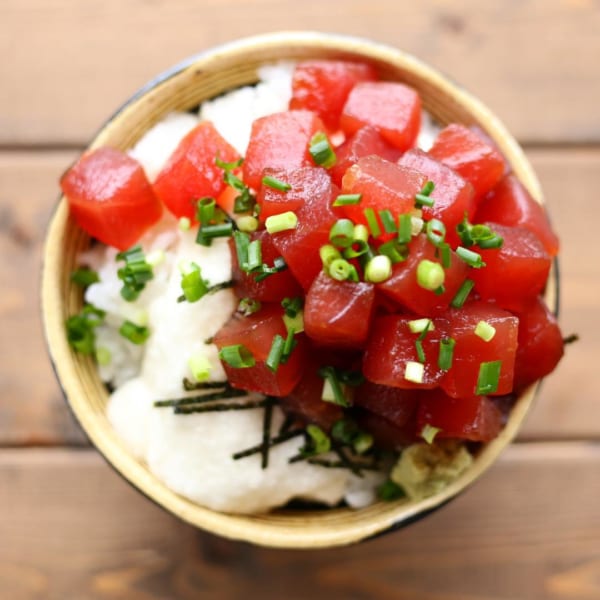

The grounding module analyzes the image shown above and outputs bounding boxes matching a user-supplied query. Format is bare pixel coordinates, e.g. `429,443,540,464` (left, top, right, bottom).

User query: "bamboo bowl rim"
41,31,554,549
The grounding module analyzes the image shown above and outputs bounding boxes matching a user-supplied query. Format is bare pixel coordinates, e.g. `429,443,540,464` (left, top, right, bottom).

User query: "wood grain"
1,148,596,446
1,443,599,599
1,0,598,147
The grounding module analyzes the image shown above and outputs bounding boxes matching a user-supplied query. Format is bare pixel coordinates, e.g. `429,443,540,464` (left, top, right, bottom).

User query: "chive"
331,419,359,445
219,344,255,368
353,432,374,455
247,239,262,272
281,328,297,362
434,284,446,296
119,320,150,345
439,242,452,269
456,214,504,250
364,207,382,237
232,428,305,460
70,267,99,287
415,339,426,364
254,256,288,282
196,222,234,246
65,304,105,355
237,297,261,316
319,366,351,407
476,360,502,395
438,337,456,371
415,181,436,208
233,189,255,214
333,193,362,206
377,479,405,501
404,360,424,384
233,230,250,271
262,175,291,192
456,246,486,268
379,209,397,234
421,181,435,196
475,320,496,342
215,156,244,171
265,334,285,373
188,353,212,382
397,213,412,244
306,424,331,454
179,262,208,303
95,346,111,366
451,279,475,308
309,132,337,168
329,219,355,249
342,224,369,259
178,217,191,231
283,311,304,334
416,259,445,291
408,318,434,334
478,235,504,249
364,255,392,283
281,296,303,318
265,211,298,234
328,258,353,281
261,400,274,469
414,319,432,363
426,219,446,247
196,197,216,226
378,239,408,264
421,424,441,444
116,245,154,302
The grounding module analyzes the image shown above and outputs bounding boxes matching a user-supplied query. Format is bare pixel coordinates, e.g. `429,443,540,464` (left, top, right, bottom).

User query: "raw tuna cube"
354,381,419,429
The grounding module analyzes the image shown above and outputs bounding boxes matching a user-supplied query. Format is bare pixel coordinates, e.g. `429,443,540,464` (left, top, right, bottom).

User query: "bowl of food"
42,31,564,548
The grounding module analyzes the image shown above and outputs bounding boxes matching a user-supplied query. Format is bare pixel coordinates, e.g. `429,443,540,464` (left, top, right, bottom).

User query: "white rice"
90,62,439,514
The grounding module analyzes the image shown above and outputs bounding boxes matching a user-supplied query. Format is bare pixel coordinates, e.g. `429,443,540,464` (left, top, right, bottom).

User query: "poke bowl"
42,31,561,548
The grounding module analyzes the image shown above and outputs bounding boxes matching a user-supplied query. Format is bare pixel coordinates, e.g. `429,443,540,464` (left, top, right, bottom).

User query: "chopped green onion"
451,279,475,308
476,360,502,395
478,235,504,249
281,328,297,361
281,297,302,317
196,222,234,246
283,311,304,333
116,245,154,302
196,197,216,225
329,219,355,249
421,424,441,444
234,190,255,214
434,284,446,296
416,259,445,291
353,432,374,454
262,175,291,192
439,242,452,269
415,339,426,363
265,211,298,234
364,255,392,283
70,267,99,288
65,305,105,355
421,181,435,196
119,320,150,345
320,244,341,269
236,215,259,233
178,217,191,231
404,361,424,384
456,215,504,249
319,366,351,407
411,216,424,236
146,249,165,268
377,479,405,501
233,230,250,271
219,344,255,368
306,424,331,454
378,239,409,264
95,346,111,366
438,337,456,371
333,193,362,206
266,334,285,372
475,320,496,342
237,297,261,316
328,258,354,281
408,318,435,334
364,207,382,237
343,224,370,258
331,419,359,445
215,156,244,171
397,213,412,244
415,193,434,208
179,261,208,302
426,219,446,247
254,256,288,282
188,353,212,382
247,239,262,272
456,246,486,268
379,209,397,234
309,132,337,168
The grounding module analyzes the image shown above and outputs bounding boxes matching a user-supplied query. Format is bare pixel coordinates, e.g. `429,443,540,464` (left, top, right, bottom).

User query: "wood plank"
0,147,598,445
1,444,599,599
1,0,598,147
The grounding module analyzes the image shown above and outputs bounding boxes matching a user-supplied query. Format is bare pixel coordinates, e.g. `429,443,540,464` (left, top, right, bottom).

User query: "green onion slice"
456,246,486,268
219,344,255,368
265,211,298,234
196,222,234,247
426,219,446,247
319,366,351,407
333,193,362,206
266,334,286,372
364,207,382,237
438,337,456,371
309,132,337,168
476,360,502,395
180,262,209,303
397,213,412,244
306,424,331,455
329,219,355,249
379,209,397,234
119,320,150,345
416,259,445,291
70,267,99,288
451,279,475,308
378,239,409,264
281,296,303,318
196,197,216,226
262,175,291,192
364,255,392,283
237,297,261,316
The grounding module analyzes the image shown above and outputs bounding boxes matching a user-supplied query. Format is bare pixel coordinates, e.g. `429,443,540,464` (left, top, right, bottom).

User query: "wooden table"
2,1,599,598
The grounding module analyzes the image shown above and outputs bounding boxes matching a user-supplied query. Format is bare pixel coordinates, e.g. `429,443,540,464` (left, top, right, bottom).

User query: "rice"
88,63,440,514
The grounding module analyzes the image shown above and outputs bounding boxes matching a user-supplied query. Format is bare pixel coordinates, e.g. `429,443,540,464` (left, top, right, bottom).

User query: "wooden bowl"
42,31,555,548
